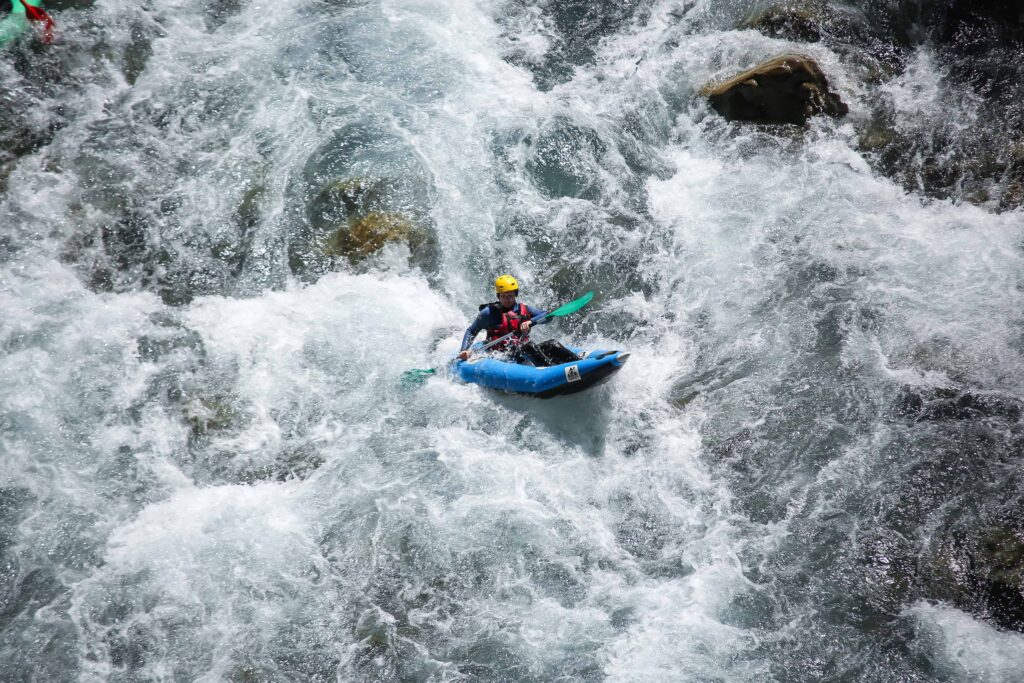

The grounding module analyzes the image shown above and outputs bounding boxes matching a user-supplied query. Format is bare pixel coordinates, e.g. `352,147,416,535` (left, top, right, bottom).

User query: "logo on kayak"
564,365,582,383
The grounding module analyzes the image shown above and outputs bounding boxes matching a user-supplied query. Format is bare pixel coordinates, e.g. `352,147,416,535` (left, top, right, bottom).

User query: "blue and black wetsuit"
460,301,548,352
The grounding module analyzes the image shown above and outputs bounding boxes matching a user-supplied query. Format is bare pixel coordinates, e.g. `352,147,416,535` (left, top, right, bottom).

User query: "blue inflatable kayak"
454,346,629,398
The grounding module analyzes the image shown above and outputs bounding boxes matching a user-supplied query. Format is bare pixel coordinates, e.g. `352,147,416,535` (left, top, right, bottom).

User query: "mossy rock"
292,175,438,277
236,182,265,230
979,527,1024,584
922,526,1024,631
328,176,377,205
858,120,900,153
325,212,416,261
184,396,240,436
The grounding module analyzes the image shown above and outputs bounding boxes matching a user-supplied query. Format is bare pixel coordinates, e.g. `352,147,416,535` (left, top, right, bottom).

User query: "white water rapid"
2,0,1023,680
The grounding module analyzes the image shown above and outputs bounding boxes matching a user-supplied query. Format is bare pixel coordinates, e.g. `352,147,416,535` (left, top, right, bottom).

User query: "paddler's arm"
519,304,549,333
458,309,495,360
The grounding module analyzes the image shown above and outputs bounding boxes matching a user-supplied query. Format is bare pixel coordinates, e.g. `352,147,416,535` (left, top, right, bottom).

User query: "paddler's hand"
458,350,471,361
520,321,532,333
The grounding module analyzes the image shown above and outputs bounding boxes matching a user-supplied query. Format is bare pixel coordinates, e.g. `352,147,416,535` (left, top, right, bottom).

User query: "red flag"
19,0,55,45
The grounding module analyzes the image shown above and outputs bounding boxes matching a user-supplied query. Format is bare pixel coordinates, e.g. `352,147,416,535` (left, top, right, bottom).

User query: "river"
2,0,1024,680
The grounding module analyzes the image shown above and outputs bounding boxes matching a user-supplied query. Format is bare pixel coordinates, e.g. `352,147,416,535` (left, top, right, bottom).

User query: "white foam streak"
908,602,1024,683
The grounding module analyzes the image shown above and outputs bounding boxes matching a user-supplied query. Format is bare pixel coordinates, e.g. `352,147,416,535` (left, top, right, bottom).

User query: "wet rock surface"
922,526,1024,631
326,211,416,261
702,53,849,125
894,386,1023,423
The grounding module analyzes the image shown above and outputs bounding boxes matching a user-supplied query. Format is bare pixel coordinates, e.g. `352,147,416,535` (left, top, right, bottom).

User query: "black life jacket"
481,302,530,349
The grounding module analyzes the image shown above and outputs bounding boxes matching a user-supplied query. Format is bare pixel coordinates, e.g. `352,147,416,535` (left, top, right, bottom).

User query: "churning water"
2,0,1024,680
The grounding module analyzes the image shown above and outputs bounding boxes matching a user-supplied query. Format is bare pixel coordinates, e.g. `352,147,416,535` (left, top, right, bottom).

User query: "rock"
857,119,899,154
354,606,396,646
733,2,1021,211
893,386,1023,423
979,527,1024,627
235,180,265,231
701,54,849,125
922,526,1024,631
1000,143,1024,211
228,665,274,683
743,1,892,50
308,177,383,233
183,396,240,436
325,211,415,261
1003,178,1024,212
525,119,606,200
290,176,437,275
932,1,1024,50
741,0,831,43
743,1,904,86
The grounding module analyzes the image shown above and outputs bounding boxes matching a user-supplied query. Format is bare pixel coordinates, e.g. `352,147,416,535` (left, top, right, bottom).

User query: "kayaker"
458,274,579,366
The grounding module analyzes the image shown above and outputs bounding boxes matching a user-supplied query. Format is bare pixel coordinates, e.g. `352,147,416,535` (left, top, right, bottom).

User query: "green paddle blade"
547,291,594,317
401,368,436,386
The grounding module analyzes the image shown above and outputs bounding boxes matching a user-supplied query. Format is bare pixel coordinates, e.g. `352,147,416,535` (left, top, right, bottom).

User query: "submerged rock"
183,395,242,437
741,0,832,43
922,526,1024,632
894,386,1023,423
978,527,1024,629
308,177,381,230
701,54,849,125
325,211,416,262
932,0,1024,55
290,173,437,277
863,1,1023,211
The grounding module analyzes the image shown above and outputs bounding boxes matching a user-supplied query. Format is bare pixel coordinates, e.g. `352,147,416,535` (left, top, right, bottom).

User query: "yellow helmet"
494,274,519,294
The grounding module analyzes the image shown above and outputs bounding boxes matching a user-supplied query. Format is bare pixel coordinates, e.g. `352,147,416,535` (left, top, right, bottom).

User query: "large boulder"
701,54,849,125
